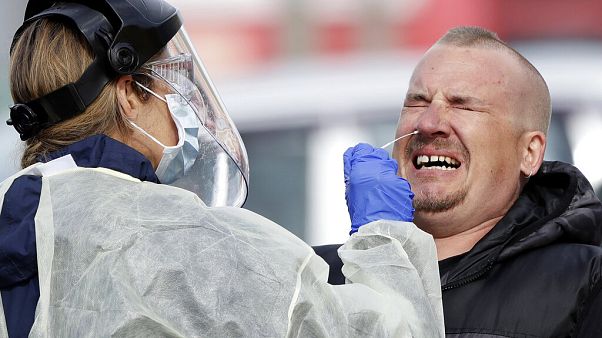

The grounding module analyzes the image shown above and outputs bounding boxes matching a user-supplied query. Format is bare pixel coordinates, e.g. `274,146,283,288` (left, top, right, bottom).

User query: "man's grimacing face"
392,45,529,234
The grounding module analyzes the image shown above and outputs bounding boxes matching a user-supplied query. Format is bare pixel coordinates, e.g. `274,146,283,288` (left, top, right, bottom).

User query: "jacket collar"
441,161,602,287
44,134,159,183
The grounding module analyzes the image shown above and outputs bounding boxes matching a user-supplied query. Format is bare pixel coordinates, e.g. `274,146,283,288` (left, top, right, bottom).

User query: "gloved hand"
344,143,414,235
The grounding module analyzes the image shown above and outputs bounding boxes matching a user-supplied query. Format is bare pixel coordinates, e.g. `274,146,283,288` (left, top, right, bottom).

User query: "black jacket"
314,161,602,337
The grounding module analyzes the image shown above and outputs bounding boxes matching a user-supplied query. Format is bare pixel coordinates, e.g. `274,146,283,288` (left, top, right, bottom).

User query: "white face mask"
128,82,201,184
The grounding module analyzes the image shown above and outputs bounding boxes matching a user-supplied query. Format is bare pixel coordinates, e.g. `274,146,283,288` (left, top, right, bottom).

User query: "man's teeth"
415,155,459,170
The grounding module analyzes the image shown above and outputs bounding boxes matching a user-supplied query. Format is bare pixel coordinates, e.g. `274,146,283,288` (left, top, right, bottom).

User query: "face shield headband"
8,1,181,141
137,29,249,208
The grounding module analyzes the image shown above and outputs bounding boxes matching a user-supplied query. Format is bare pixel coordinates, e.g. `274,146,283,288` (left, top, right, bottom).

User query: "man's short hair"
436,26,552,134
437,26,503,48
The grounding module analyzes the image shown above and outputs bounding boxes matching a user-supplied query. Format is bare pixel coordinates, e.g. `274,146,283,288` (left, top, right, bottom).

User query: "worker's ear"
520,131,546,178
116,75,143,120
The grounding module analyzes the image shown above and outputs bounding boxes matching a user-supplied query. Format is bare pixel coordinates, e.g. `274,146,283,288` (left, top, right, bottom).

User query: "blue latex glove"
344,143,414,235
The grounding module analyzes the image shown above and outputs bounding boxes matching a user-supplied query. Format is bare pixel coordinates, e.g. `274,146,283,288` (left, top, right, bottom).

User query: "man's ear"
116,75,141,120
520,131,546,177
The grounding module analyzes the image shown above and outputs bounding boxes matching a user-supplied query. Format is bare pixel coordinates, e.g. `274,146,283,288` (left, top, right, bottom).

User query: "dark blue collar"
44,134,159,183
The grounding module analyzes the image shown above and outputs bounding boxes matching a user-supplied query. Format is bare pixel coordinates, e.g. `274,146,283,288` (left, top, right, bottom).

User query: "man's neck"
434,216,502,260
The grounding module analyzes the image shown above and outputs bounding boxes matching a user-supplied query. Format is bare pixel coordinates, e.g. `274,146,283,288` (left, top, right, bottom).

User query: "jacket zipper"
441,259,495,291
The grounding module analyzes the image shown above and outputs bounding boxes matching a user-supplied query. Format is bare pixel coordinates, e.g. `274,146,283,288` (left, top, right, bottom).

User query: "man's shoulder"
536,241,602,262
313,244,344,285
497,241,602,291
445,241,602,336
508,241,602,268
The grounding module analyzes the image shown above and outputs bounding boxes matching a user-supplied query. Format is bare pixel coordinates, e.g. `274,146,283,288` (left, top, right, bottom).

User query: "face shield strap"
8,1,183,141
7,57,114,140
7,3,116,140
10,3,114,56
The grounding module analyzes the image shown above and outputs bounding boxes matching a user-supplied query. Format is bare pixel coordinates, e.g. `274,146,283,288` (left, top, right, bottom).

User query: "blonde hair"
10,18,150,168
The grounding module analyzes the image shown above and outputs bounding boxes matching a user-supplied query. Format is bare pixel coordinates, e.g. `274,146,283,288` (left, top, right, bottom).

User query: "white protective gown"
0,157,444,337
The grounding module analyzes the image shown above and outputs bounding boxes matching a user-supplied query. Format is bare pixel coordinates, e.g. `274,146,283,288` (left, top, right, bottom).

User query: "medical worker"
0,0,443,337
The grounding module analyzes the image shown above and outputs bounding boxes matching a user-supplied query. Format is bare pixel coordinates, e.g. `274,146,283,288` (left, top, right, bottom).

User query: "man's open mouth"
413,154,461,170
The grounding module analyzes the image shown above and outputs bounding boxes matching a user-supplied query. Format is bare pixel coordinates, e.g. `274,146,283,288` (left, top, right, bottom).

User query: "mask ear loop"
135,81,167,104
139,69,204,123
144,68,194,107
129,80,184,148
126,118,171,149
142,68,212,135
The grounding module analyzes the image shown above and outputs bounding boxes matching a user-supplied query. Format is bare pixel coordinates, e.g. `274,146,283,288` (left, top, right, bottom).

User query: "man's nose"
415,101,451,139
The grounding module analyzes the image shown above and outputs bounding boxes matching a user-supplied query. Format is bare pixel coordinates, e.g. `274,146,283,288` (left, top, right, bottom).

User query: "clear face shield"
138,29,249,207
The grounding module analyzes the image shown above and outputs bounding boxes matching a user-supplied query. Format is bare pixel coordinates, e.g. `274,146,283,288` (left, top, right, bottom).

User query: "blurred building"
1,0,601,244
